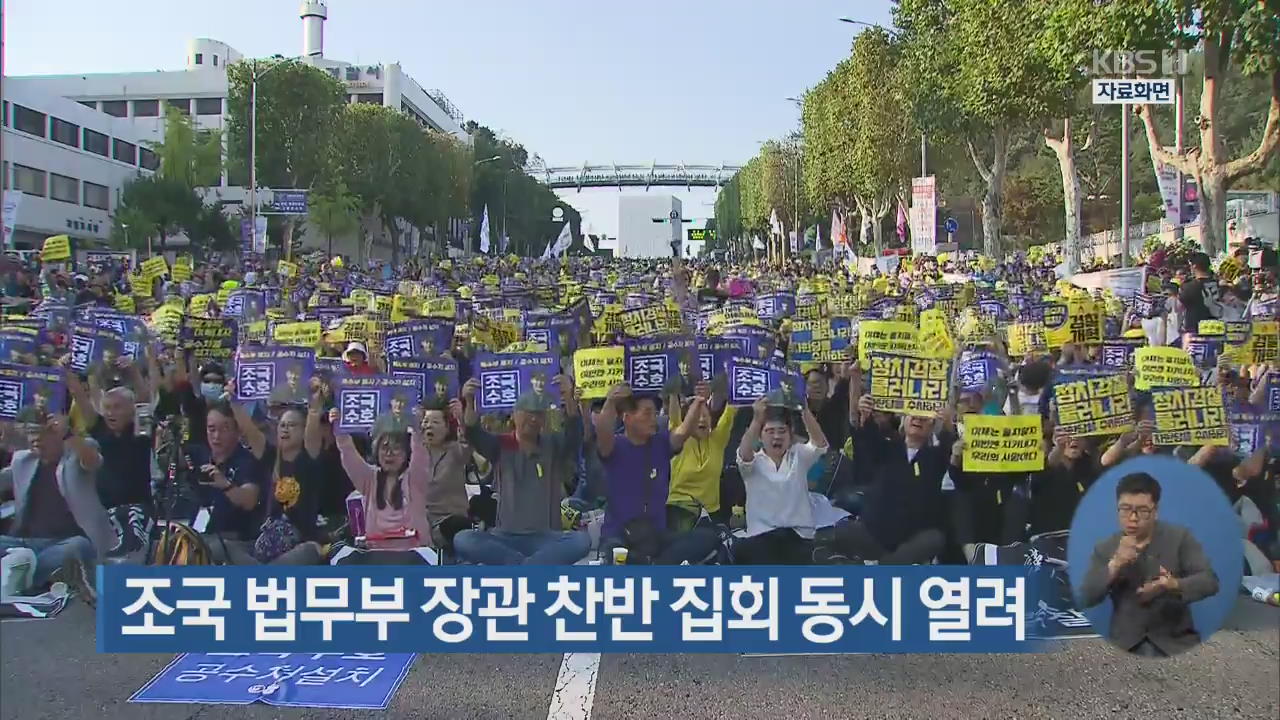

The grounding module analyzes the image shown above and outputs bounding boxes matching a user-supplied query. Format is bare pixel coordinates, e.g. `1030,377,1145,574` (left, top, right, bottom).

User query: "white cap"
343,341,368,361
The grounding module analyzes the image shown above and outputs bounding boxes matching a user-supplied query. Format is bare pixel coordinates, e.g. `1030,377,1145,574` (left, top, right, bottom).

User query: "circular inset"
1067,455,1243,657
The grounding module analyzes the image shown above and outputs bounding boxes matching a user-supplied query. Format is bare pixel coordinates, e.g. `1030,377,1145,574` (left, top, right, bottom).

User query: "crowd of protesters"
0,238,1277,613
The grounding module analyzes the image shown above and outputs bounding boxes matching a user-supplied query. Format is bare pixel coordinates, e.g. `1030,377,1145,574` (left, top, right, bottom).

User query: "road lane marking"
547,652,600,720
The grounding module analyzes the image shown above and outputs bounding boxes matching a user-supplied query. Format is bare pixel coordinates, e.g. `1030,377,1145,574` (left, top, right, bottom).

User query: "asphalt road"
1,599,1276,720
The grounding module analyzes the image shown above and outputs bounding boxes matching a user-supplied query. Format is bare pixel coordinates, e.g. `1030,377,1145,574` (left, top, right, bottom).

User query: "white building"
617,195,681,259
6,0,469,260
2,81,156,250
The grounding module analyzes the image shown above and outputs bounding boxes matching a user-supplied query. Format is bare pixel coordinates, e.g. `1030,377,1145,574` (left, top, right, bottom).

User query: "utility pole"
1120,107,1131,268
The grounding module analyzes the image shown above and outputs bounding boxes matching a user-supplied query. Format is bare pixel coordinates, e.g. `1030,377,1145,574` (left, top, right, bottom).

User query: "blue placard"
97,566,1038,654
623,335,696,396
271,190,309,215
957,352,1000,391
130,652,414,709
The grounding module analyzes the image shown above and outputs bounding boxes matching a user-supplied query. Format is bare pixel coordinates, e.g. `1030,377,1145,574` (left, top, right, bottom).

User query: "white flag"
769,209,782,238
479,205,491,254
551,222,573,257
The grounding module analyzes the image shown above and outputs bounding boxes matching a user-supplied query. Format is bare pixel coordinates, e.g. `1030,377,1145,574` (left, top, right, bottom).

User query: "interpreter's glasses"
1117,505,1154,519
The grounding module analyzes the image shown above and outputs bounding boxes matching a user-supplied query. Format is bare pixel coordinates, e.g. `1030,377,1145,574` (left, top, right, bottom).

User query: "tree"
1115,0,1280,255
226,59,347,254
803,57,859,235
897,0,1071,257
307,181,360,257
847,27,915,253
150,106,223,190
112,106,225,255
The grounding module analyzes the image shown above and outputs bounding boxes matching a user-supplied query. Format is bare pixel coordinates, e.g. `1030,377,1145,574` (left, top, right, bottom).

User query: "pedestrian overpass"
529,162,743,191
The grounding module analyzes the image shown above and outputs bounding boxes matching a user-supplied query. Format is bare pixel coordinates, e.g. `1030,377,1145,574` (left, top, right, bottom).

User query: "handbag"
253,515,302,564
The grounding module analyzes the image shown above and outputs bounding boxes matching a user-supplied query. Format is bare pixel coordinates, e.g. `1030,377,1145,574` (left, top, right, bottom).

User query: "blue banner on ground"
98,566,1039,654
130,652,414,709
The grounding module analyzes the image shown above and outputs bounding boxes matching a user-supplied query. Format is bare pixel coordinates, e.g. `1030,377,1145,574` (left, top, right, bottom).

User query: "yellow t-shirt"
667,405,737,514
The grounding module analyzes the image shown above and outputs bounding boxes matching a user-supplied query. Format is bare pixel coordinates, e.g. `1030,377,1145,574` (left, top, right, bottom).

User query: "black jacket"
854,421,954,551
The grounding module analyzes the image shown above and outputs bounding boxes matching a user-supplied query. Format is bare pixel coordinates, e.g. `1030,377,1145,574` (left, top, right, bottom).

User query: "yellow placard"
867,354,952,417
962,414,1045,473
371,294,393,317
1152,387,1228,446
171,255,194,282
916,309,955,360
572,347,624,399
1044,298,1103,348
277,260,299,279
707,306,762,335
347,289,373,310
220,280,241,290
242,320,268,344
41,235,71,262
422,297,457,320
857,320,918,370
141,256,169,283
215,286,232,307
1054,374,1134,437
271,321,322,347
190,294,213,316
1197,320,1225,336
1133,347,1198,390
501,341,549,354
1250,321,1279,364
130,272,150,297
113,294,136,314
1006,322,1047,357
621,303,683,338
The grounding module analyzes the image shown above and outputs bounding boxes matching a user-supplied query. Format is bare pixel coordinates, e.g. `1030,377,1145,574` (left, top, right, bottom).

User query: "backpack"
150,521,213,566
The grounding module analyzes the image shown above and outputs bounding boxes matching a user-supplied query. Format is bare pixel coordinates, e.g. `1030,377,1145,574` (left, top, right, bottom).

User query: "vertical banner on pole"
909,176,937,256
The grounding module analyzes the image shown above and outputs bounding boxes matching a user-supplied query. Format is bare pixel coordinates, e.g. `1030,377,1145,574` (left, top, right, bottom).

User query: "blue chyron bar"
98,565,1046,654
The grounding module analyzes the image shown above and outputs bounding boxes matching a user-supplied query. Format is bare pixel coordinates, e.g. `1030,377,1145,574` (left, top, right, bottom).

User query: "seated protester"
418,398,473,549
1028,427,1100,537
452,377,590,565
596,385,720,565
947,387,1033,557
665,383,737,532
329,409,435,564
813,395,950,565
0,410,109,605
733,396,830,565
219,387,325,565
64,364,153,556
186,400,264,555
153,357,225,452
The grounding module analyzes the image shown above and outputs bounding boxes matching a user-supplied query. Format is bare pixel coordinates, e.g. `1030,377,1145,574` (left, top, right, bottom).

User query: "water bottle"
730,505,746,531
345,490,366,543
1,548,36,598
135,403,153,438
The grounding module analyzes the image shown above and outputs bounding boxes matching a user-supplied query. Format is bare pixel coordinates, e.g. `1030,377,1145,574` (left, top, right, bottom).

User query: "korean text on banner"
868,353,952,417
98,565,1034,654
272,321,322,348
41,234,71,262
909,176,937,255
789,318,852,362
277,260,299,279
962,414,1045,473
1054,374,1134,437
1133,347,1198,390
141,256,169,283
1251,321,1279,364
1152,387,1229,446
916,309,955,360
1006,322,1047,357
171,255,193,282
858,321,918,370
573,347,624,399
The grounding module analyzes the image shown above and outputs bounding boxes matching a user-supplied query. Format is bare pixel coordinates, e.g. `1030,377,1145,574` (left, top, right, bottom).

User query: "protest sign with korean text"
1152,387,1228,446
384,319,454,360
962,414,1045,473
1133,347,1198,390
572,346,624,399
789,318,852,362
867,353,952,417
68,322,125,373
474,351,560,413
235,347,316,404
621,303,683,338
0,328,38,364
624,336,697,396
525,314,579,355
697,337,743,388
223,289,266,321
271,321,323,348
754,292,797,322
0,363,64,420
858,321,918,370
1054,374,1133,436
183,317,240,364
1006,322,1047,357
390,357,459,406
726,356,804,409
917,309,956,360
957,352,1000,392
334,375,422,434
1100,338,1145,369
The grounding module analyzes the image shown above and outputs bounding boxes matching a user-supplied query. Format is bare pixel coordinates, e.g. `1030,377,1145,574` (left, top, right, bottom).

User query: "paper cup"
611,546,628,565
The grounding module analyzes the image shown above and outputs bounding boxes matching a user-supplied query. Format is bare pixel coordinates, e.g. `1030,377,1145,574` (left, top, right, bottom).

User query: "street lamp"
248,55,303,257
837,18,926,177
474,155,501,165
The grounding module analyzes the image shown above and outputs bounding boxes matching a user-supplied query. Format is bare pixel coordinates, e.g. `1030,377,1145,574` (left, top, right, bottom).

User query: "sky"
3,0,895,236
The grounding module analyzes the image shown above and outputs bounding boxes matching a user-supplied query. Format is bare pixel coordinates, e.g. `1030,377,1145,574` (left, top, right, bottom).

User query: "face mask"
200,383,224,401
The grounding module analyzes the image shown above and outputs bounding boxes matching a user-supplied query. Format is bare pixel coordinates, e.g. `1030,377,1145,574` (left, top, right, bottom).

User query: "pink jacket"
335,434,433,550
